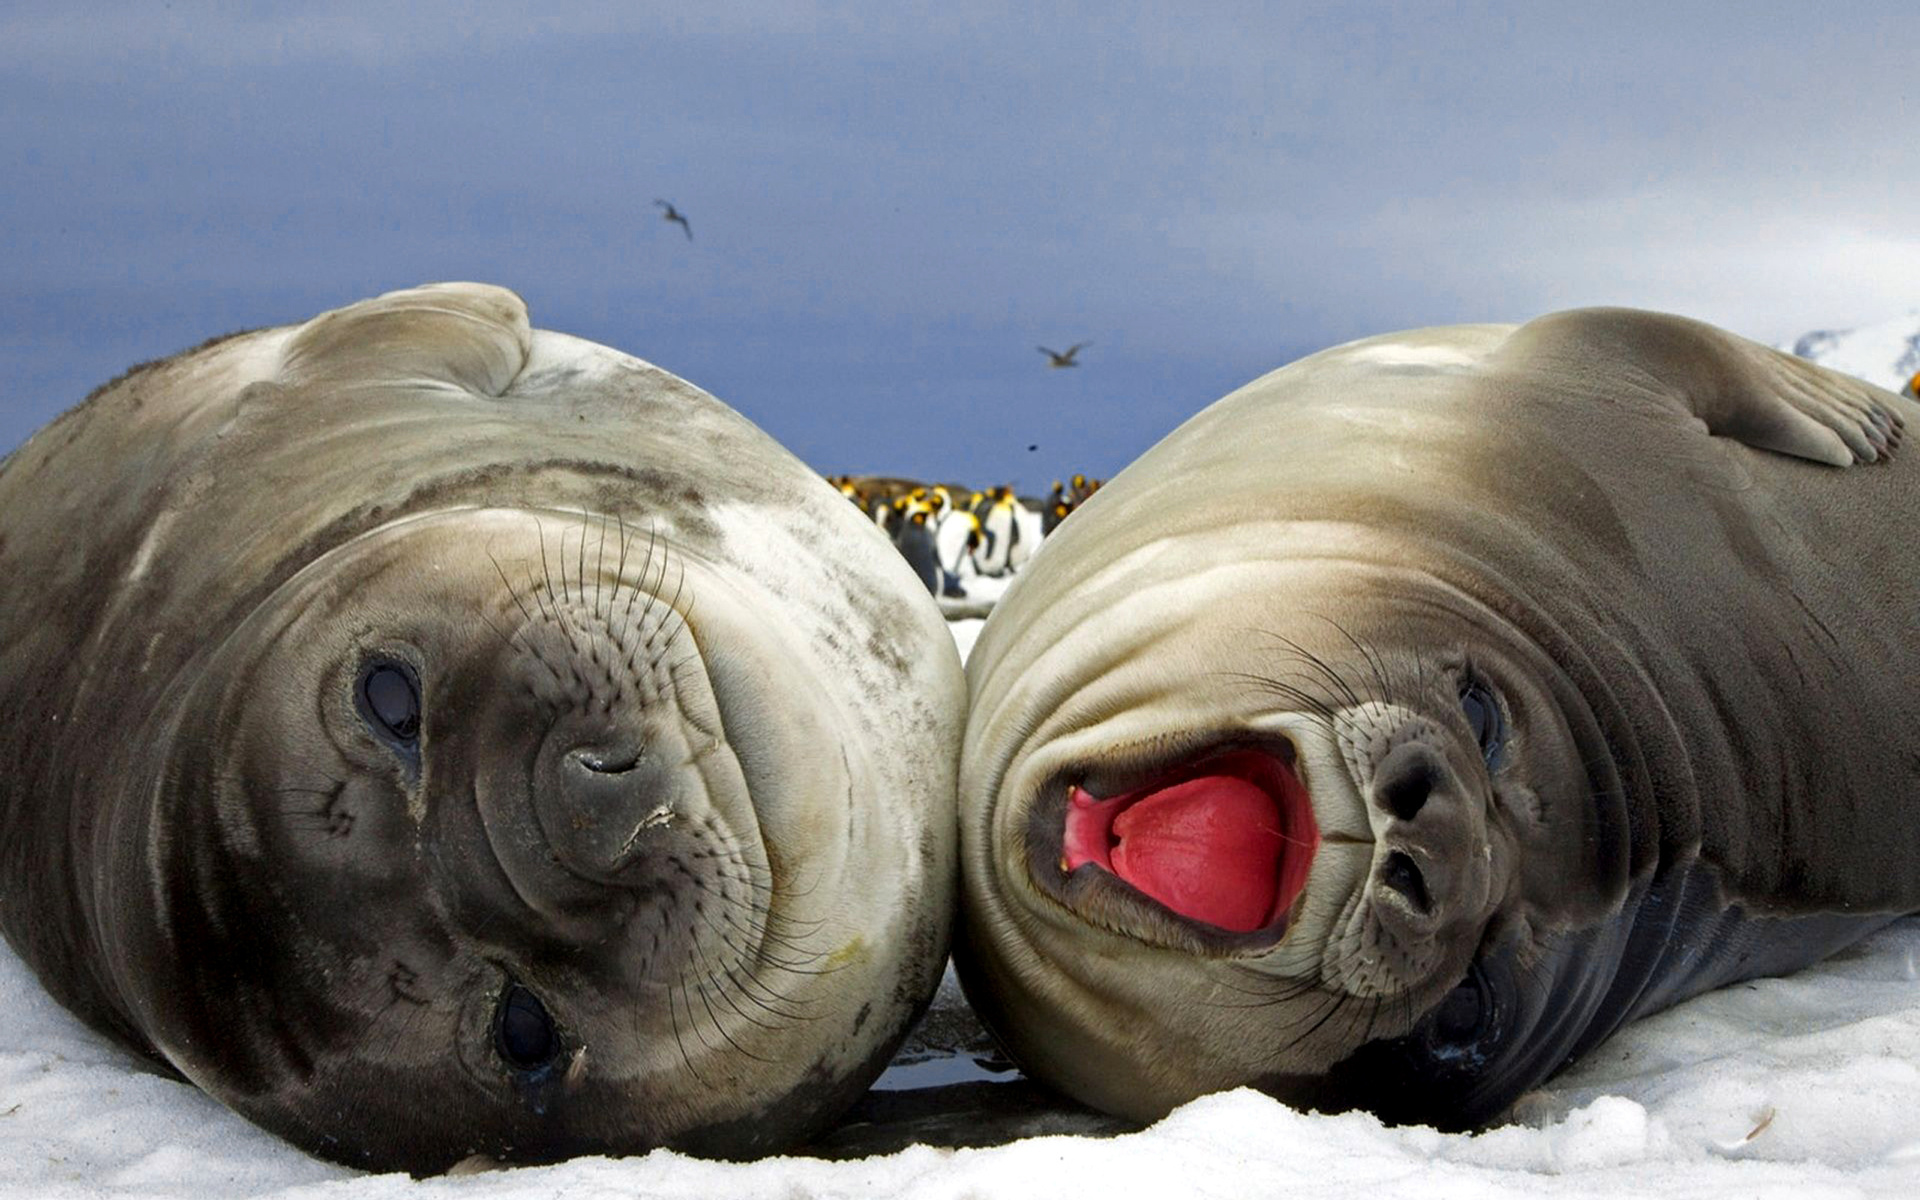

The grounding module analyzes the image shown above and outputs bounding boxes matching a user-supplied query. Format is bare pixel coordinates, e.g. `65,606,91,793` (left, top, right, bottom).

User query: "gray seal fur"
958,307,1919,1129
0,283,963,1171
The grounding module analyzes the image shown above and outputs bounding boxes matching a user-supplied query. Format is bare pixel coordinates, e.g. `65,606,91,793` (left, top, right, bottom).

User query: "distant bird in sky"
654,199,692,241
1039,342,1090,368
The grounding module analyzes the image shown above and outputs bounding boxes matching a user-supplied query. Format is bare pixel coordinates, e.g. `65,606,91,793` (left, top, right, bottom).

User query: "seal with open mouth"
0,283,962,1172
957,308,1920,1129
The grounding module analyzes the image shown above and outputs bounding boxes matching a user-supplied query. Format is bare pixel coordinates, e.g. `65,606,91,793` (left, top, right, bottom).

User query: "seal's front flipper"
1499,307,1904,467
280,281,533,398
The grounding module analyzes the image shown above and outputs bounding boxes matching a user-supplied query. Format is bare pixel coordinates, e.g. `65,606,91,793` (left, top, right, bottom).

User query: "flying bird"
1039,342,1090,368
654,199,692,241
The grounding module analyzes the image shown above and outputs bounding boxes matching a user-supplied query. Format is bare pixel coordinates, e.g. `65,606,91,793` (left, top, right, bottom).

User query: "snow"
1782,311,1920,394
7,908,1920,1197
9,453,1920,1198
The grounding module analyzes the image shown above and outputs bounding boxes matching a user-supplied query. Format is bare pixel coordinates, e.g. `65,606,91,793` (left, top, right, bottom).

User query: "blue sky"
4,2,1916,490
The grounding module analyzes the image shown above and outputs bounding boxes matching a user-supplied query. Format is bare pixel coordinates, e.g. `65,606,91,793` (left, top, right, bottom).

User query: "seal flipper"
1498,307,1904,467
121,283,538,622
279,281,533,398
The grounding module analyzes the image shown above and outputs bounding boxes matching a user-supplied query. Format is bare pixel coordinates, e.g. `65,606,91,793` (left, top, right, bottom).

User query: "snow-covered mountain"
1781,310,1920,395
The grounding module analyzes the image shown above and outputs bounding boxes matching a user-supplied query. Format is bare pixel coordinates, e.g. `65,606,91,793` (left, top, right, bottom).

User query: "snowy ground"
1784,310,1920,394
6,868,1920,1198
6,586,1920,1198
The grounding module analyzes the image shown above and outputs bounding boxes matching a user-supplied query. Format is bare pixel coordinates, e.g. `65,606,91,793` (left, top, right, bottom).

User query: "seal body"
958,308,1920,1129
0,284,963,1171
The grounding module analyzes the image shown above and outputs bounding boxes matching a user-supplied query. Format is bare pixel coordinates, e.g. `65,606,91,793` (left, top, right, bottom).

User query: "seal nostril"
1381,850,1431,913
1380,768,1431,821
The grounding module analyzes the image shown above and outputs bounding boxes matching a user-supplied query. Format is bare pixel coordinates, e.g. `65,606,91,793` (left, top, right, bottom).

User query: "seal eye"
1433,973,1487,1044
1425,962,1499,1061
356,661,421,746
1458,678,1506,770
495,983,561,1073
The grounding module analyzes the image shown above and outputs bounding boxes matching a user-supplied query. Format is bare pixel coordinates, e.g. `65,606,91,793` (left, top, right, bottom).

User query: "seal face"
958,308,1920,1129
0,284,963,1172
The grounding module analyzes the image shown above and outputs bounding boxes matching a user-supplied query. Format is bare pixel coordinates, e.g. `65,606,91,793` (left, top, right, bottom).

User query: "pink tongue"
1108,775,1284,933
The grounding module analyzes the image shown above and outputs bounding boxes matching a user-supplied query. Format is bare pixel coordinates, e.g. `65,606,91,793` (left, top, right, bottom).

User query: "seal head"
960,310,1920,1128
0,284,963,1170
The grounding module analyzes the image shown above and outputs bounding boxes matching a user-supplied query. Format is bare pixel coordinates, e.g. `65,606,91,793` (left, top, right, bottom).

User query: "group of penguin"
827,473,1104,598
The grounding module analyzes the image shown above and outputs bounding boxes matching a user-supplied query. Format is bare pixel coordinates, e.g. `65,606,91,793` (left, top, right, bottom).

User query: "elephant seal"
957,307,1920,1131
0,283,963,1172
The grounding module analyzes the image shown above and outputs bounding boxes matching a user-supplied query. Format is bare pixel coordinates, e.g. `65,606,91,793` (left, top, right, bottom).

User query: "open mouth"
1060,748,1319,934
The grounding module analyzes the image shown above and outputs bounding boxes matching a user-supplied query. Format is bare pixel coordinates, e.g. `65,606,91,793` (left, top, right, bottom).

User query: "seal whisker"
719,917,840,974
706,893,837,974
699,914,822,1019
366,979,441,1064
624,523,686,666
1251,663,1363,732
523,519,568,633
622,520,667,649
711,877,832,931
519,554,556,627
1310,617,1392,704
242,778,352,831
677,976,737,1059
471,607,526,659
730,910,836,959
1257,631,1359,710
572,506,587,618
1347,622,1403,712
484,542,540,653
574,508,590,618
752,924,836,964
1357,989,1388,1044
656,558,695,662
664,852,829,975
590,510,608,623
1214,670,1342,727
615,523,647,649
716,962,819,1022
712,845,835,916
664,980,710,1084
1203,973,1329,1010
689,934,808,1030
696,978,785,1060
676,848,835,968
683,975,765,1062
1248,990,1348,1060
1288,636,1370,713
536,514,574,620
610,512,632,630
734,953,846,978
1290,990,1375,1049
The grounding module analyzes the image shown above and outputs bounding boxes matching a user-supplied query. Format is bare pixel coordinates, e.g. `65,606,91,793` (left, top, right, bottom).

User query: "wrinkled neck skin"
960,517,1656,1125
